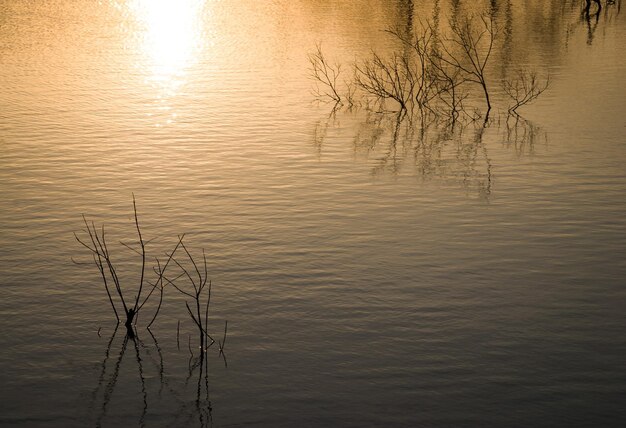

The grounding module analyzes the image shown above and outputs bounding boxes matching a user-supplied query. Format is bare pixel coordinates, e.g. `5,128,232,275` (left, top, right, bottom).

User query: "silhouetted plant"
75,196,183,335
385,24,439,117
164,240,225,356
308,43,343,105
354,51,415,113
502,70,550,115
307,9,551,130
308,13,500,122
385,21,468,122
437,13,497,120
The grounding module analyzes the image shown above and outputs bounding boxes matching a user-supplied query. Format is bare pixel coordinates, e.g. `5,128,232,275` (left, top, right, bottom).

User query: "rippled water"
1,1,625,426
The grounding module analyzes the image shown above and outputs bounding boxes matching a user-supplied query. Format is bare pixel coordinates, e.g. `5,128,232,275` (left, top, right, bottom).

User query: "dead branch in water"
308,43,344,105
74,196,182,333
503,70,550,115
165,240,216,355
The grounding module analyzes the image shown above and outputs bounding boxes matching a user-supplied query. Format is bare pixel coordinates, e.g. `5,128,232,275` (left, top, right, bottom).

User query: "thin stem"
132,194,146,313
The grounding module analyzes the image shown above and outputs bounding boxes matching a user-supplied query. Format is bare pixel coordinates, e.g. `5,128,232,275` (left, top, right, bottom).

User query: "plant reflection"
88,326,222,427
312,107,339,158
581,0,621,44
504,115,546,157
315,108,551,198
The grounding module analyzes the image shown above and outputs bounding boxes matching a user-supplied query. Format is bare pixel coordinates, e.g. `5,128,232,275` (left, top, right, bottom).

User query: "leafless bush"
383,22,472,123
311,14,497,121
384,25,435,115
74,196,183,335
308,10,551,125
354,51,414,112
308,43,343,105
502,70,550,114
435,13,497,119
164,241,226,356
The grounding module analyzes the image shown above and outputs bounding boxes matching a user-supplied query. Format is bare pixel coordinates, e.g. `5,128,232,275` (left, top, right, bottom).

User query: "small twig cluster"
74,195,161,334
502,70,550,115
354,51,414,114
437,14,497,119
75,197,227,353
163,241,225,356
308,43,344,104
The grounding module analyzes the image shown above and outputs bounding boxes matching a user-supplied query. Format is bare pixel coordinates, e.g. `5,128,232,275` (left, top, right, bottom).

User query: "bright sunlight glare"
131,0,204,86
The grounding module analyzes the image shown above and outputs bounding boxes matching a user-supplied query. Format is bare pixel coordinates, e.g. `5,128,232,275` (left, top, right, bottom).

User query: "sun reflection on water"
131,0,204,89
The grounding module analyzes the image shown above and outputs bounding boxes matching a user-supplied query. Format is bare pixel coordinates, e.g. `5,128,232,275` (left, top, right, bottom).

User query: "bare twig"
503,70,550,114
167,243,217,354
428,13,497,120
308,43,343,104
75,198,184,331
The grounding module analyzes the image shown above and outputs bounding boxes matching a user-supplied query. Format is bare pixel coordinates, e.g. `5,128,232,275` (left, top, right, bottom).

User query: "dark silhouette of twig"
308,43,343,104
503,70,549,114
75,197,183,332
143,236,185,329
438,13,497,122
166,243,217,356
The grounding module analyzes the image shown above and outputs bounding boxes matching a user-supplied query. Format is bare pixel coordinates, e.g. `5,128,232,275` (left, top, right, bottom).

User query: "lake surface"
1,0,625,426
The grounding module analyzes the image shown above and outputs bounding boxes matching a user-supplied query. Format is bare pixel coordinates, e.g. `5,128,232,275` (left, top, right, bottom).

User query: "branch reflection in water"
314,106,546,199
579,0,622,45
87,325,225,427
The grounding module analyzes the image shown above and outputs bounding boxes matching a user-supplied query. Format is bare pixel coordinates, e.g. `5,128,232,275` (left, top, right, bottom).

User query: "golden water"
1,1,625,426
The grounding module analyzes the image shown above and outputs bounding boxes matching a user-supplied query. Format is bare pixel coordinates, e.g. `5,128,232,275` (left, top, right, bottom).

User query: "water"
1,1,625,426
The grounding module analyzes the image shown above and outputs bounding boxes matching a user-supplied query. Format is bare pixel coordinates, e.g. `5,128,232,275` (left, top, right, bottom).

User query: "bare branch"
308,43,343,104
503,70,550,114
